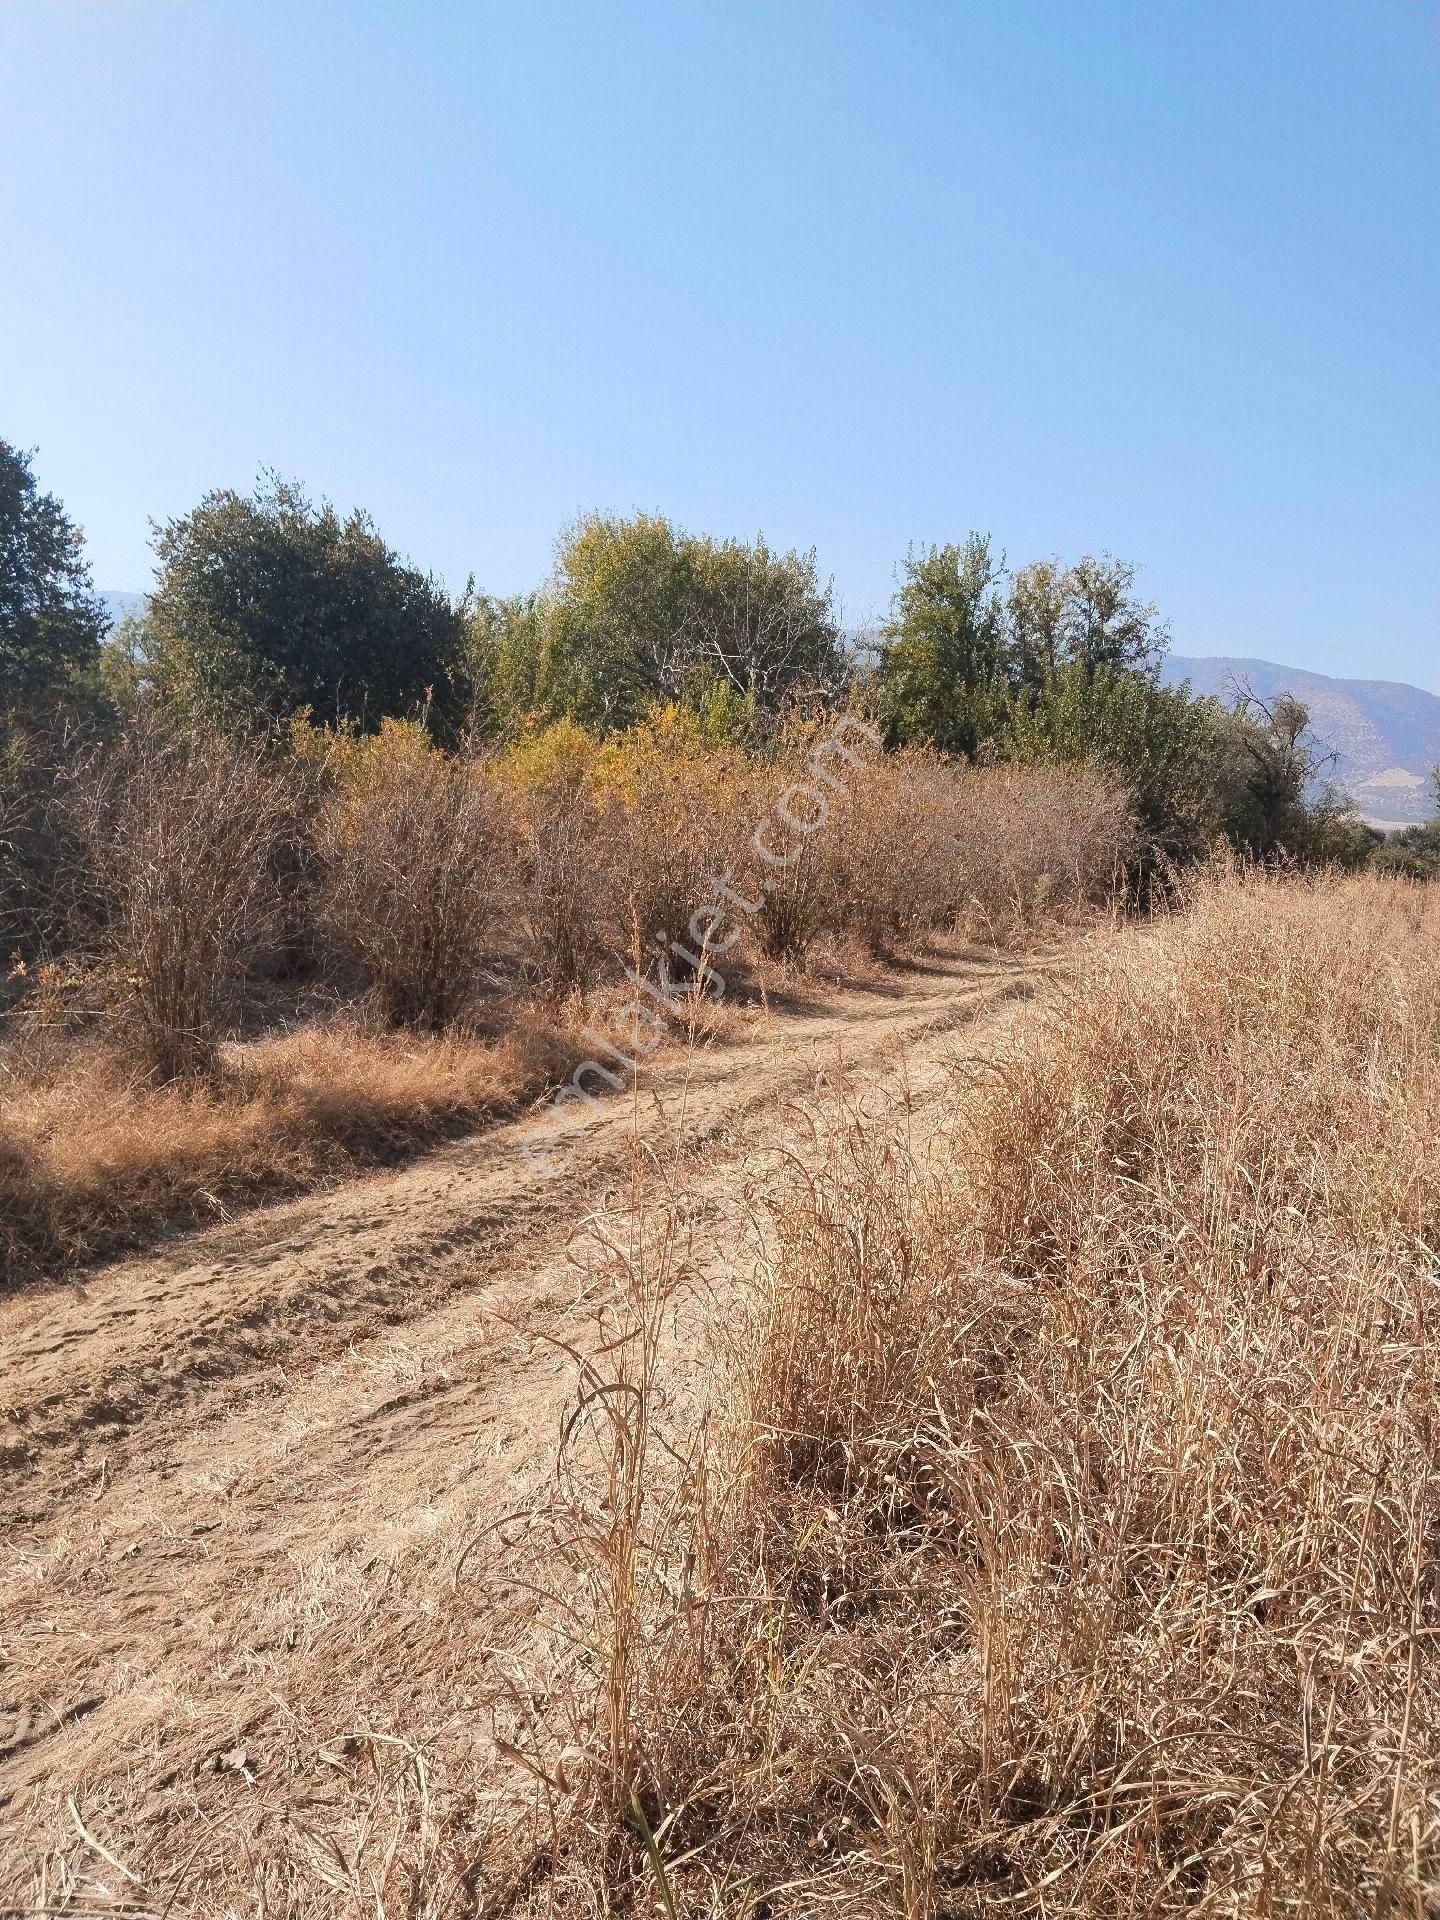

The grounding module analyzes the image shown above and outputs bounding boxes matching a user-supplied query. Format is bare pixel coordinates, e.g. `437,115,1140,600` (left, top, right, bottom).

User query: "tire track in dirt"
0,940,1072,1904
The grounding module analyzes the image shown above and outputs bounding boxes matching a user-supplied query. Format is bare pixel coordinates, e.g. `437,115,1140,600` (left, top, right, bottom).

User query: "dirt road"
0,940,1073,1911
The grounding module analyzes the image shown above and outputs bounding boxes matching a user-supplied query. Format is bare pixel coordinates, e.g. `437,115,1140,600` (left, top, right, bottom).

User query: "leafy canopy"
466,512,842,736
0,440,109,716
145,475,466,735
877,536,1011,758
877,542,1170,757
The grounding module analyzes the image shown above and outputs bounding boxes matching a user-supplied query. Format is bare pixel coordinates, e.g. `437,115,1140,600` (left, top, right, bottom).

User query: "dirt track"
0,940,1073,1908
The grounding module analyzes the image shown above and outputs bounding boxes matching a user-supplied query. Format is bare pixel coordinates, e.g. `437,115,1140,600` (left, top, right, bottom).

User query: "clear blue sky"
3,0,1437,686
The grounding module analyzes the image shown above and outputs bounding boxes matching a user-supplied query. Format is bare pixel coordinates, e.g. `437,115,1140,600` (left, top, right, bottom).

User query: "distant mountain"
97,587,146,633
98,590,148,632
1161,655,1440,827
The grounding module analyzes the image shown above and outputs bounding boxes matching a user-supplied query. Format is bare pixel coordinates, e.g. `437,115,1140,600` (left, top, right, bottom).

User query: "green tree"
1220,691,1329,856
1058,553,1169,676
461,590,567,734
1007,558,1068,686
469,512,842,736
1375,821,1440,880
146,475,466,735
680,530,841,706
0,440,109,716
877,536,1010,756
544,511,688,727
1001,660,1226,860
1372,766,1440,880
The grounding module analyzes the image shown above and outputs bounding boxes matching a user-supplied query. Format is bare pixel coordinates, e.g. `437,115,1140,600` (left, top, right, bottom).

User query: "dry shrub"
0,1015,573,1282
816,752,960,953
512,775,616,995
494,719,607,995
0,727,61,963
946,761,1132,934
1,725,113,976
602,739,744,981
518,868,1440,1915
745,821,827,963
70,726,287,1080
315,722,512,1029
501,719,747,991
2,728,1133,1289
747,754,1132,961
497,721,1130,985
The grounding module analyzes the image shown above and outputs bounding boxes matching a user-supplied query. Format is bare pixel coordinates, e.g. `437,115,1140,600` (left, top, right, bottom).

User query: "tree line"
4,438,1432,872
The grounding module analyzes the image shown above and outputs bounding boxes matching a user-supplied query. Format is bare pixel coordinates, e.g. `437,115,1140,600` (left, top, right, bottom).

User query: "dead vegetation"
0,1018,575,1275
0,721,1130,1286
71,724,287,1079
313,727,513,1030
4,868,1436,1916
493,867,1440,1915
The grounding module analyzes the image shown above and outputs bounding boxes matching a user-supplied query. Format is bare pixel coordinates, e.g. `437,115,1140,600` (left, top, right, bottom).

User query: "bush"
813,752,949,954
514,779,615,994
70,726,286,1080
1374,818,1440,881
0,722,93,972
498,720,614,995
762,753,1132,957
598,719,744,980
314,720,512,1029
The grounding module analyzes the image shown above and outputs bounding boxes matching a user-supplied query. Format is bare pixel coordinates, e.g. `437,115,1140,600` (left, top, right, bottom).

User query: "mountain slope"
98,589,147,631
1161,654,1439,825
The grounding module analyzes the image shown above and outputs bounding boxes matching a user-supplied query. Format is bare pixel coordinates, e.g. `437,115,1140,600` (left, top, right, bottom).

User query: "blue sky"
2,0,1436,686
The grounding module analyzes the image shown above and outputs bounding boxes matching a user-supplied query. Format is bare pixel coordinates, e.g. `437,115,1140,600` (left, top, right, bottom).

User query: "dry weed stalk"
316,735,512,1029
481,1169,730,1911
70,725,287,1080
514,868,1440,1916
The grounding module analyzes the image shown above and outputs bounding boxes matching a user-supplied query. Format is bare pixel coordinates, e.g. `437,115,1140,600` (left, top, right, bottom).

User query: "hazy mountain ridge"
1162,654,1440,826
99,590,148,631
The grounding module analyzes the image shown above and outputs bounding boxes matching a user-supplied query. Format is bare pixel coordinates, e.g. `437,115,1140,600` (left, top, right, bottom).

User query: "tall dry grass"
1,727,1135,1286
0,1018,576,1277
507,868,1440,1916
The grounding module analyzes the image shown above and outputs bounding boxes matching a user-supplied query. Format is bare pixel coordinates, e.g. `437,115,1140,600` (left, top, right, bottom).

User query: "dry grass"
0,1016,574,1278
503,867,1440,1915
2,741,1135,1286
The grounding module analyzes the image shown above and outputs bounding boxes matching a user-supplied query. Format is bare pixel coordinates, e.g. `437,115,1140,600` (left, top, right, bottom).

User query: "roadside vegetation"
498,865,1440,1915
0,705,1126,1279
4,440,1439,1913
1,439,1433,1287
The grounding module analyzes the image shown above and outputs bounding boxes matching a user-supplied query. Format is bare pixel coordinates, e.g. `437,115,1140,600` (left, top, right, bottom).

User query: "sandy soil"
0,939,1074,1912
